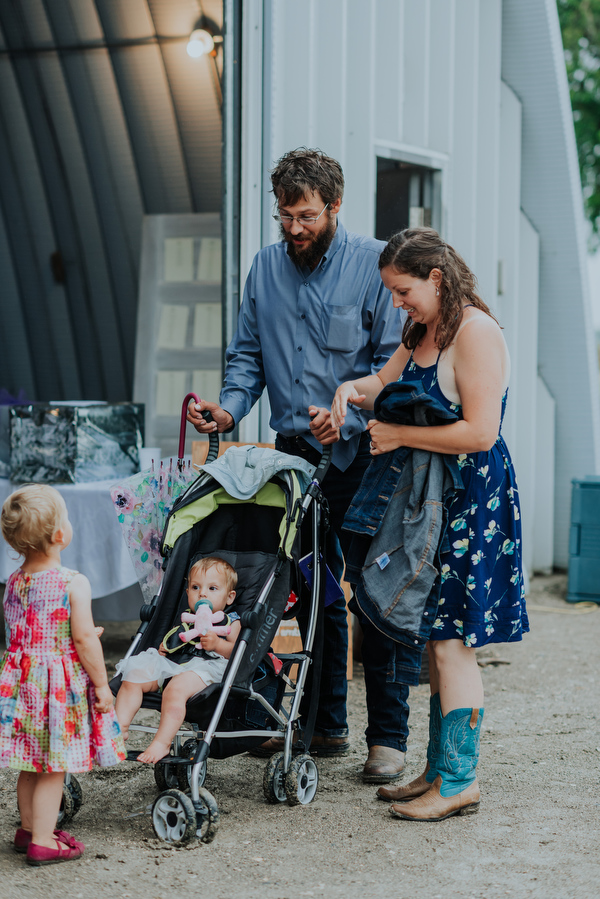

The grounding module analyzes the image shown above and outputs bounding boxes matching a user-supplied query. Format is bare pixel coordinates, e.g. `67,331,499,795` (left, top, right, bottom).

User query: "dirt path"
0,573,598,899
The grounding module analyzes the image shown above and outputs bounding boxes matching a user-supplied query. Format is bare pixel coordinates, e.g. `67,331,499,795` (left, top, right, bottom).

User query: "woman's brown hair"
379,227,498,351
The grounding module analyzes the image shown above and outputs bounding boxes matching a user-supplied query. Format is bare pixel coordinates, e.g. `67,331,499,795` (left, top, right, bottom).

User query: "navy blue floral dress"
400,354,529,647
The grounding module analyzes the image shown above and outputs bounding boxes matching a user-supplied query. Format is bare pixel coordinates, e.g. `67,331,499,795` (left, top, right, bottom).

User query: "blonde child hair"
189,557,238,594
1,484,65,556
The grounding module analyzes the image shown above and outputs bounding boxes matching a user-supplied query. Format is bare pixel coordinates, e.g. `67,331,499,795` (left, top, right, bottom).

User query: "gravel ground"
0,573,598,899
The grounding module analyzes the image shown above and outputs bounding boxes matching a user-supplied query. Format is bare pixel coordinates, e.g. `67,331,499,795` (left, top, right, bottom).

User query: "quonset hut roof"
0,0,222,403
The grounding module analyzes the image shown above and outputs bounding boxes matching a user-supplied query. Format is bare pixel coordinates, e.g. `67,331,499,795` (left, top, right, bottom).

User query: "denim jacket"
343,381,463,681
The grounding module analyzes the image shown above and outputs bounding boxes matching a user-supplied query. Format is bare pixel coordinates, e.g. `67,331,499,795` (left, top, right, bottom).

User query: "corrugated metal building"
0,0,598,571
240,0,600,572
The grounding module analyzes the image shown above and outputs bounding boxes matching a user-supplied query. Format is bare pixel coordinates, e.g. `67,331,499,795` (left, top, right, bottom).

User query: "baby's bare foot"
137,740,171,764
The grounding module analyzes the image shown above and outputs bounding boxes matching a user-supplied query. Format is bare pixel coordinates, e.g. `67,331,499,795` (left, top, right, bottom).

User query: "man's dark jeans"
276,432,410,750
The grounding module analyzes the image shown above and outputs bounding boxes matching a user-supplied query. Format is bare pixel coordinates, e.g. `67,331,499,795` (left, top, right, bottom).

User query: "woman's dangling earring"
436,288,439,297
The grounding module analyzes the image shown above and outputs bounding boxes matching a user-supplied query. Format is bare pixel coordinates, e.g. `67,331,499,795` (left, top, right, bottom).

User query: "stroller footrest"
126,749,191,765
228,684,252,699
126,749,173,763
274,652,307,663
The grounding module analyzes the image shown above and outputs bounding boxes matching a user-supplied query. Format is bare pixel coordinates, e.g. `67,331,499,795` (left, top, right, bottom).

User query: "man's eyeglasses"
273,203,329,226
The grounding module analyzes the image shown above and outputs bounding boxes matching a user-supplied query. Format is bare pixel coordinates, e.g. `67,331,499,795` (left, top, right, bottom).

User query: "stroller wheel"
285,753,319,806
56,781,75,826
154,759,179,792
176,738,207,792
66,776,84,814
57,776,83,826
263,751,287,804
195,787,220,844
152,789,197,845
177,758,207,793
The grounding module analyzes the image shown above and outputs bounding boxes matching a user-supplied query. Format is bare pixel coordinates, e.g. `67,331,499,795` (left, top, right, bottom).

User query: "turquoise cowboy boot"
377,692,442,801
389,706,483,820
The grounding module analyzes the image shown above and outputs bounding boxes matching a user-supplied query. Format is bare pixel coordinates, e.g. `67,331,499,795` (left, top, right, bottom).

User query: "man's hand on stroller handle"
187,399,234,434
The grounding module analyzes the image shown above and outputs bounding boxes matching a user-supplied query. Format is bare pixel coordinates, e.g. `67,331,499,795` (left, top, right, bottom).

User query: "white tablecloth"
0,478,142,620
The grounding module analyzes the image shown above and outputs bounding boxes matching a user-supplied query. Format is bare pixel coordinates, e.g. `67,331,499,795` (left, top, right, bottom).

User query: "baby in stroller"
114,557,241,763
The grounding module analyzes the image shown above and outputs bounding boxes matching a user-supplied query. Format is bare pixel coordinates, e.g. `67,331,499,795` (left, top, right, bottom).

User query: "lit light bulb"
187,29,214,58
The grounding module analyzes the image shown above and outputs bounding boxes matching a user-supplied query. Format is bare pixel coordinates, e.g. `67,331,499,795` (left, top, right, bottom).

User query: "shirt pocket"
321,303,360,351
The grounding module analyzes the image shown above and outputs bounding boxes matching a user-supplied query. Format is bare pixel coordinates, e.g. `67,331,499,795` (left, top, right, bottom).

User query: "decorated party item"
9,402,144,483
110,457,197,604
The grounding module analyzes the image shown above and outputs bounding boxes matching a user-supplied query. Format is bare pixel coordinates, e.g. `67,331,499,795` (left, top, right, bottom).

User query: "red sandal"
13,828,32,853
26,836,85,866
14,828,83,854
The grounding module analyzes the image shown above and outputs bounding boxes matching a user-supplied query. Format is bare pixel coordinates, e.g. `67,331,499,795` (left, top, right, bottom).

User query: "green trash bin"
567,476,600,603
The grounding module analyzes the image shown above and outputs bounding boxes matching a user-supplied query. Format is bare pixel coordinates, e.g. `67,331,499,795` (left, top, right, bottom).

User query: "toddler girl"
115,557,240,764
0,485,125,866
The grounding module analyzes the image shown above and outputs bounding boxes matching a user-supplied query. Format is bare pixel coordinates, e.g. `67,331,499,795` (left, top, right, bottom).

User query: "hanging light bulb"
187,28,215,58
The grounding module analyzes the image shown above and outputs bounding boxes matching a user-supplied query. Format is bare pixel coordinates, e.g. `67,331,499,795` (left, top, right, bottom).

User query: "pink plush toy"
179,602,231,643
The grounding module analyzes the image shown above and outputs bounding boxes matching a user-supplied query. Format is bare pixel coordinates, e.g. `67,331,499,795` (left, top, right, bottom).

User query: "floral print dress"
400,355,529,647
0,567,125,773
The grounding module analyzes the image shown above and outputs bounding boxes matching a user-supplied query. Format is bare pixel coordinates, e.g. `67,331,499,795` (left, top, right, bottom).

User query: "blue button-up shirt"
220,221,405,470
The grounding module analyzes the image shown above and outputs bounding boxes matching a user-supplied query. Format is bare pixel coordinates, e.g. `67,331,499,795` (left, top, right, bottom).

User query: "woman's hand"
330,382,367,429
367,420,406,455
158,642,167,657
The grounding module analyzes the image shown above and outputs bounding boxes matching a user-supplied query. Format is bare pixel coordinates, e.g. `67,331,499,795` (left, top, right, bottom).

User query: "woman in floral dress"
331,227,528,822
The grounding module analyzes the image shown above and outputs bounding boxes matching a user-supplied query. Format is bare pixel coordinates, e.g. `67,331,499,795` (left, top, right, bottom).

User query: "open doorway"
376,157,442,242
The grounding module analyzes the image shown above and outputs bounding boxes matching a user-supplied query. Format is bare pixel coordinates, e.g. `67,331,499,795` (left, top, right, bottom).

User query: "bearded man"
188,147,409,783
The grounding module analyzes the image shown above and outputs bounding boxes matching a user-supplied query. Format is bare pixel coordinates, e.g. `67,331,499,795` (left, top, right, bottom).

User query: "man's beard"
280,213,337,269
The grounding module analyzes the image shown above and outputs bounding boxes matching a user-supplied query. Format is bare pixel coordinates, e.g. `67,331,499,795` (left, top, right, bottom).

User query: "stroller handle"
314,443,333,482
180,393,219,465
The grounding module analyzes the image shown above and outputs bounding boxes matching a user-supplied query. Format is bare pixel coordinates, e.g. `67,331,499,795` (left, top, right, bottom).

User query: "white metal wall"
250,0,504,306
502,0,600,567
240,0,508,417
239,0,597,571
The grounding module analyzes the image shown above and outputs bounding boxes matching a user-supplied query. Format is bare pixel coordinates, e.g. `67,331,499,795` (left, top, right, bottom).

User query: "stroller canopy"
162,448,312,561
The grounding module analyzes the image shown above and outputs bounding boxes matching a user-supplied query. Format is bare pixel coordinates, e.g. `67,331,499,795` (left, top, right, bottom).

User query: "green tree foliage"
558,0,600,239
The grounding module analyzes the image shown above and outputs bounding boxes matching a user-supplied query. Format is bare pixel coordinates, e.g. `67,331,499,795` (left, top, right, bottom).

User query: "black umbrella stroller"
110,395,333,845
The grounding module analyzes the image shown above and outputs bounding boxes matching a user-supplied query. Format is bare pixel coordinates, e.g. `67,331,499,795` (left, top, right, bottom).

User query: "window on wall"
375,158,441,242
